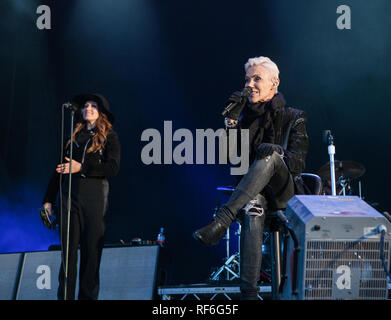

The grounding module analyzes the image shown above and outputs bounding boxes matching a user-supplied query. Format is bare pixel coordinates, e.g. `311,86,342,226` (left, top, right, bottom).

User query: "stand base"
210,253,240,281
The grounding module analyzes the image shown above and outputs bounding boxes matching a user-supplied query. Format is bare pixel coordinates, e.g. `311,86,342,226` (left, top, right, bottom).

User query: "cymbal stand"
210,222,241,281
337,175,351,196
225,228,230,274
323,130,337,196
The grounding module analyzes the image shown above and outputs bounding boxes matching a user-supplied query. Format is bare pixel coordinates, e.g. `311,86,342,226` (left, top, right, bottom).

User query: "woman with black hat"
42,93,120,300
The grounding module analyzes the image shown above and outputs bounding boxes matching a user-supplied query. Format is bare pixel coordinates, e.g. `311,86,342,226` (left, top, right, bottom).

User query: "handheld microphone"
221,87,252,117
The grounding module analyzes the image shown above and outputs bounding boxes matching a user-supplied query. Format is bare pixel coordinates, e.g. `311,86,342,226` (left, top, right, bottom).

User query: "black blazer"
234,95,309,195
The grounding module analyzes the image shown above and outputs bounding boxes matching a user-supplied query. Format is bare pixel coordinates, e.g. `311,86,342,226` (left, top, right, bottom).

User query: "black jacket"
43,127,121,204
271,105,308,177
235,93,309,194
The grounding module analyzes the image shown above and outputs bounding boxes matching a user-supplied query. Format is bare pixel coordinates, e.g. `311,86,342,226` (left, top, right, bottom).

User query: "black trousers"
57,177,109,300
221,152,294,300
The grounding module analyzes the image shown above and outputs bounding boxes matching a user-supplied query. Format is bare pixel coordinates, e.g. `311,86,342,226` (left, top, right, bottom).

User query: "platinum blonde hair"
244,56,280,80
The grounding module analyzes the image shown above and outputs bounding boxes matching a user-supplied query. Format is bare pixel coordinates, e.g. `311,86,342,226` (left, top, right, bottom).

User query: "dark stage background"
0,0,390,285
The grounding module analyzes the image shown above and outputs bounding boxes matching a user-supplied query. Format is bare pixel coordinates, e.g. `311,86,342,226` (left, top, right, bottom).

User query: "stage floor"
157,283,271,300
157,283,391,300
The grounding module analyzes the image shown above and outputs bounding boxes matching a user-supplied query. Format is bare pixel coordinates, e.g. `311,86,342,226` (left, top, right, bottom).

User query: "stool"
264,210,285,300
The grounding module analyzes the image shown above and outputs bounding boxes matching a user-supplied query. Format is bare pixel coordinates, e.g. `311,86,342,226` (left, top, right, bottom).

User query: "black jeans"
57,177,109,300
223,152,294,299
237,194,266,300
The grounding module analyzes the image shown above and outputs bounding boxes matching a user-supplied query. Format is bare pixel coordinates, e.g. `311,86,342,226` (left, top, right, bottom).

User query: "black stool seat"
264,210,285,233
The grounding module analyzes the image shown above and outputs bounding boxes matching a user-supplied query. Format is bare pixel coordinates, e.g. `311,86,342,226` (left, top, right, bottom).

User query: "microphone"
221,86,252,117
322,130,333,145
62,102,78,111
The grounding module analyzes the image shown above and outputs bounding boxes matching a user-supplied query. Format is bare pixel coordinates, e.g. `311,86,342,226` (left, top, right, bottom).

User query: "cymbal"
318,160,366,180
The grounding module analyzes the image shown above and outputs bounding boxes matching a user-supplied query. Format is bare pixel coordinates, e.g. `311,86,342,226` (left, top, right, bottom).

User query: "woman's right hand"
43,202,53,216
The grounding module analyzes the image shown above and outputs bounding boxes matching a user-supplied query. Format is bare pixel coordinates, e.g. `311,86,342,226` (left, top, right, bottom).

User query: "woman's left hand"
56,157,82,174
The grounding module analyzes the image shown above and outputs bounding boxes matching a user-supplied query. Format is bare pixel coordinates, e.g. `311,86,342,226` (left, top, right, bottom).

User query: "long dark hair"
66,112,113,153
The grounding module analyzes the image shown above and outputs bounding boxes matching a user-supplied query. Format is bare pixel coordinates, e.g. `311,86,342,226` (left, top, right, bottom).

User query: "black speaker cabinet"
16,250,64,300
99,245,160,299
0,253,23,300
6,245,159,300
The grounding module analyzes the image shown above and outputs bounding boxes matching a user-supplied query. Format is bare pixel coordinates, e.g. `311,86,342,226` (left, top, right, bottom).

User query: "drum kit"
317,160,366,196
209,159,367,283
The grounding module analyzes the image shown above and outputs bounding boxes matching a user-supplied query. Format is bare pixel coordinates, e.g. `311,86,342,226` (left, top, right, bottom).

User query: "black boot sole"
192,231,219,246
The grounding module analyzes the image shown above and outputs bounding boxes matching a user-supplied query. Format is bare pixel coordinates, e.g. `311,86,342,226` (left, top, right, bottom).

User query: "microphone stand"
326,131,337,196
62,104,76,300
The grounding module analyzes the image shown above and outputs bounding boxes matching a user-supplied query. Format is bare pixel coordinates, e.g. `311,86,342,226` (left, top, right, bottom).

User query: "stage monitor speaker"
281,195,391,300
0,253,23,300
16,250,64,300
99,245,160,300
15,245,159,300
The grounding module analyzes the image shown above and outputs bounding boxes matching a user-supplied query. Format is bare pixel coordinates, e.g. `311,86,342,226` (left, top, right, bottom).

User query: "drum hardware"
318,160,366,181
209,186,272,283
322,130,337,195
337,175,352,196
209,250,240,281
209,186,240,281
318,160,366,197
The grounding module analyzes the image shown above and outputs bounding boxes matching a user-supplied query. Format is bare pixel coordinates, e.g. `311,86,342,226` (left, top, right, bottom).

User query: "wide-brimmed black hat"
71,93,115,124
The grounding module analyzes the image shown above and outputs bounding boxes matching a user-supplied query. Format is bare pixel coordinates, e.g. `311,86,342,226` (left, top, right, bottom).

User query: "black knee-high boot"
193,152,281,246
240,207,265,300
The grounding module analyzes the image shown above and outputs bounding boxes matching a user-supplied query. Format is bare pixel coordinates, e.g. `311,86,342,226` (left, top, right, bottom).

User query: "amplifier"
281,195,391,300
